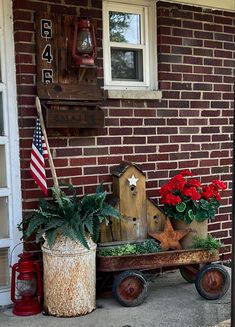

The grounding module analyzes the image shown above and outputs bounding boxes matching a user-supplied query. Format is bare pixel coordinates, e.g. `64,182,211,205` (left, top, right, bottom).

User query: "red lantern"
11,252,43,316
72,18,97,66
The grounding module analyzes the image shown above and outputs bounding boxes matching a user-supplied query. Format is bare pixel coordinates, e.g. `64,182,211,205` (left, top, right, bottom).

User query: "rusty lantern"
11,252,43,316
72,17,97,66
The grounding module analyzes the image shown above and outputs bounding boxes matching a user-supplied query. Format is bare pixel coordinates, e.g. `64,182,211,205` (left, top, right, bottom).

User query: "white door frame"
0,0,22,306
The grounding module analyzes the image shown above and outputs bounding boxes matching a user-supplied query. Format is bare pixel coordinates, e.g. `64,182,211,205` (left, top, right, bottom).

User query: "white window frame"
0,0,22,306
103,0,162,99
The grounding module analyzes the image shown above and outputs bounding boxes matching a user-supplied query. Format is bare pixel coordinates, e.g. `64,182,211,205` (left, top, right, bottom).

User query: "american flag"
30,118,48,195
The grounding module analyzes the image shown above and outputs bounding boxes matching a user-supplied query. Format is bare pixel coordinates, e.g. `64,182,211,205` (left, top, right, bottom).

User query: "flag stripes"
30,118,48,195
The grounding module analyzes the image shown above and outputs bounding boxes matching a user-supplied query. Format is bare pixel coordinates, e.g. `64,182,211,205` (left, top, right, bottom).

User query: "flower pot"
172,219,208,249
42,235,96,317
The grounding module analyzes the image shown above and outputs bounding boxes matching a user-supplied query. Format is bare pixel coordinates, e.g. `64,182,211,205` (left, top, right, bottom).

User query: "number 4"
42,44,53,63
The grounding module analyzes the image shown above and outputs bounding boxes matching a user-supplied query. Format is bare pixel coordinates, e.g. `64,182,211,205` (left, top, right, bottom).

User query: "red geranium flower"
169,174,186,191
182,187,201,201
181,170,193,177
159,170,226,223
201,185,215,200
187,179,201,188
212,180,227,190
165,193,182,206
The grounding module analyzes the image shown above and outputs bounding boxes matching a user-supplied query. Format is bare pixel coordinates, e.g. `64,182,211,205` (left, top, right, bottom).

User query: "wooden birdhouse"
100,162,166,243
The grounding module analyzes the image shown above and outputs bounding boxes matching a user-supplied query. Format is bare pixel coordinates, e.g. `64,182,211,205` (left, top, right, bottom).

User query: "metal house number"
40,19,53,84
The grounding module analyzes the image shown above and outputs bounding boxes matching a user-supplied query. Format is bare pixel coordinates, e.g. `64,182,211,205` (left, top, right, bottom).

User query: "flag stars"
32,119,44,154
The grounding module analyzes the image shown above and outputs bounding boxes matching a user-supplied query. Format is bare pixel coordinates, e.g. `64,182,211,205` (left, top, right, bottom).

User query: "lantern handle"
11,263,18,303
9,242,23,268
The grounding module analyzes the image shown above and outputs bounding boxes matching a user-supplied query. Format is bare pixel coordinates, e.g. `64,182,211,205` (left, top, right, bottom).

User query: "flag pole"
35,96,61,199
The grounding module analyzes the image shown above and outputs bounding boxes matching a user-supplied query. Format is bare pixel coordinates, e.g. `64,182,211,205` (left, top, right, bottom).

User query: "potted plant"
19,183,120,317
191,234,223,255
159,170,226,248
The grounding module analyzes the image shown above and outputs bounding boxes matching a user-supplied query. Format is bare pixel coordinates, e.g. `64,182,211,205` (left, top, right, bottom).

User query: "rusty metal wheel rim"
117,276,145,302
200,268,226,295
180,264,200,283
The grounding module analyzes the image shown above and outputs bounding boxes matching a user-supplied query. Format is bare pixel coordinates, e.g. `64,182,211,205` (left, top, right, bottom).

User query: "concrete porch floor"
0,268,231,327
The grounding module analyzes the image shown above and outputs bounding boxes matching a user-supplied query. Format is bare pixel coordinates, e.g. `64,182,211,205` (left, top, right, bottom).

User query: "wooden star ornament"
128,174,139,186
148,218,192,251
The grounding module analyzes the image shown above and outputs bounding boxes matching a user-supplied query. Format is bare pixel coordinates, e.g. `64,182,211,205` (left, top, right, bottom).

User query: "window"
103,0,161,99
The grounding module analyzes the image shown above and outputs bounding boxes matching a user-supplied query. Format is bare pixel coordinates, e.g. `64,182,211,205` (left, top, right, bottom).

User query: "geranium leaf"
188,209,195,220
176,202,186,212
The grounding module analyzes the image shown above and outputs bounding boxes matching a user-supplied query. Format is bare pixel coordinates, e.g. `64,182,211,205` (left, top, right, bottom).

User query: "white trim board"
161,0,235,12
0,0,22,306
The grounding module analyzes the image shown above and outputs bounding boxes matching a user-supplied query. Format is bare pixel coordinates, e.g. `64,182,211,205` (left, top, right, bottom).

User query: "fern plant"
18,183,120,249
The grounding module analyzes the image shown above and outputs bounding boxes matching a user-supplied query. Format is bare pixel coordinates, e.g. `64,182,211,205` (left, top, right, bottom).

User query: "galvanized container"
42,235,97,317
172,219,208,249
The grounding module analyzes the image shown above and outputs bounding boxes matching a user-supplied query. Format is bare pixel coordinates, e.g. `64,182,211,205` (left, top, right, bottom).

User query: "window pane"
0,92,3,135
111,48,143,81
0,248,10,289
109,11,141,44
0,197,9,238
0,145,6,187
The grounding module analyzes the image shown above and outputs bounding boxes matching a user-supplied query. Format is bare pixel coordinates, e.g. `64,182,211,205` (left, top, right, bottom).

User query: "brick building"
0,0,234,305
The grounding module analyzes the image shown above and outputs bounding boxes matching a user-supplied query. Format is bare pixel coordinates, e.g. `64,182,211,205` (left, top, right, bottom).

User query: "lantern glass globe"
16,278,37,297
77,30,93,54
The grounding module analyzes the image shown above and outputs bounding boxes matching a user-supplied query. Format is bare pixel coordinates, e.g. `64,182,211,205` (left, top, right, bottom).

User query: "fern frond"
35,228,45,244
102,204,120,219
91,217,100,243
62,223,78,241
37,207,60,219
45,229,58,248
17,211,35,232
83,213,94,235
38,198,56,212
34,219,63,243
77,224,89,249
81,192,106,212
26,215,48,238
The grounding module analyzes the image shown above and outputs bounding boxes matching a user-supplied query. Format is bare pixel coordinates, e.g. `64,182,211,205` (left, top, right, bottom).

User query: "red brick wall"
156,2,234,260
13,0,233,260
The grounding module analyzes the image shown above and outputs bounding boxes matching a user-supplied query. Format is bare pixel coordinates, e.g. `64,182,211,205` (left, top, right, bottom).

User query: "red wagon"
97,243,230,307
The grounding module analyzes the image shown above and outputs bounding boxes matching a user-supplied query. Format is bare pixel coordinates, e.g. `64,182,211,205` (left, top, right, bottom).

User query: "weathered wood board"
147,198,166,233
113,165,147,241
35,12,102,101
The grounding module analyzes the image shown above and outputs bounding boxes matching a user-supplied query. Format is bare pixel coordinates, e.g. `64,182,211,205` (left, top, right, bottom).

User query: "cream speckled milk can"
42,235,97,317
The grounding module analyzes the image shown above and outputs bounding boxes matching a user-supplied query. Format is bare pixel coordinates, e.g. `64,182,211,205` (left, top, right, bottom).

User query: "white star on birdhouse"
128,175,139,186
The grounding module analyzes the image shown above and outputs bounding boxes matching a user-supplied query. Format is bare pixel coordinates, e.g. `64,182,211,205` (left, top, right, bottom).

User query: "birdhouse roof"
111,161,145,177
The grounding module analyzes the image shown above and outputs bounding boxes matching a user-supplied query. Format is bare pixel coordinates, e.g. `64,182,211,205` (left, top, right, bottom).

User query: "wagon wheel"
195,264,230,300
112,270,149,307
179,264,201,283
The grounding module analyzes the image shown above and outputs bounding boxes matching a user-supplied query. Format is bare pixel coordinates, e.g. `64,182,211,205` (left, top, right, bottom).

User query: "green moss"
98,239,161,256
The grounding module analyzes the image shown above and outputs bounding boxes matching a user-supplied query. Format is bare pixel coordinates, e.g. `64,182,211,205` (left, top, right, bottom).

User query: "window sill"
105,89,162,100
